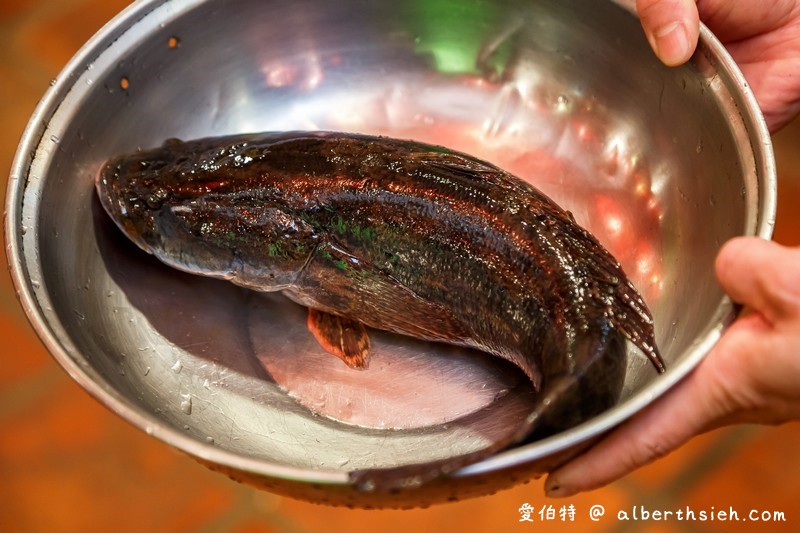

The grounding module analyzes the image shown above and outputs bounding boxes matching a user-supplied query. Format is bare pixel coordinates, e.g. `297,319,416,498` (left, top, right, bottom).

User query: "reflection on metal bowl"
4,0,775,508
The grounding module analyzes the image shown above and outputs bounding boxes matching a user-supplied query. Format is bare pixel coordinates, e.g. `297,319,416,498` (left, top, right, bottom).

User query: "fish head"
96,142,178,255
96,138,318,290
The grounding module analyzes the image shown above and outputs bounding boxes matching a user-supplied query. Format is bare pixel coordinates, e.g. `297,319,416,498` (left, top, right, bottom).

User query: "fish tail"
556,216,664,373
613,279,665,373
530,321,628,437
348,322,627,493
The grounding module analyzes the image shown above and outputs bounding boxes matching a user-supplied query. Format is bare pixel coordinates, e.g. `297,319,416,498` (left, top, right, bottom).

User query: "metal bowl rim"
4,0,776,486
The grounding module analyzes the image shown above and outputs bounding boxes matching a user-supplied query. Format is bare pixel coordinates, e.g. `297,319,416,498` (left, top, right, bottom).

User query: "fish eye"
145,187,170,209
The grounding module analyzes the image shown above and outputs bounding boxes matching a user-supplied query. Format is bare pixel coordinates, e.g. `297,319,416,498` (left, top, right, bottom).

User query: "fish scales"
96,130,664,490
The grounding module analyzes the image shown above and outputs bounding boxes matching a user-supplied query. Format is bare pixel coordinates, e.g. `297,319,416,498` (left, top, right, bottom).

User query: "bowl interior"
10,0,770,486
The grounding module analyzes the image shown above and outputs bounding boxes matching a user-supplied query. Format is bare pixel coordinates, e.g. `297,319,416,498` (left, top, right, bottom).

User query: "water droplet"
49,79,57,86
406,476,424,488
50,135,60,144
144,366,151,376
20,225,27,235
180,393,193,415
171,360,183,373
696,139,703,154
31,280,40,289
205,436,214,444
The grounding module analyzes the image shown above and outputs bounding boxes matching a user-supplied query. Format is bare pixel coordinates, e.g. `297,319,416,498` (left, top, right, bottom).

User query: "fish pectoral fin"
307,308,371,370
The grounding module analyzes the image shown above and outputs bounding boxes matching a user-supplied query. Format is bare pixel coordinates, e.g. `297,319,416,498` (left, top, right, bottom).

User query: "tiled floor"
1,1,799,531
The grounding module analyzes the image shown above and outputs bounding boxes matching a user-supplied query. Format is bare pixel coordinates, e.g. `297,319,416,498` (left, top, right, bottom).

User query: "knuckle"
636,0,685,20
617,434,672,474
639,435,672,462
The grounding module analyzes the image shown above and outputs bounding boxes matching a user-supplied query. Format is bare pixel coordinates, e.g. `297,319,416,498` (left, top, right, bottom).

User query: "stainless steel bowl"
5,0,775,508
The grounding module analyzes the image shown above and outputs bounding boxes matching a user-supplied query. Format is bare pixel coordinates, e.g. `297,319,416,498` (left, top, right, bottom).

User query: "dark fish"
96,131,664,490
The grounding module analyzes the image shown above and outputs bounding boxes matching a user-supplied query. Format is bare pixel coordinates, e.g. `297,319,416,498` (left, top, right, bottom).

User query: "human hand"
636,0,800,131
545,238,800,497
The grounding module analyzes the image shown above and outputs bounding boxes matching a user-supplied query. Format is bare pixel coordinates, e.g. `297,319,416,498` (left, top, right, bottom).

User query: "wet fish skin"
96,130,663,488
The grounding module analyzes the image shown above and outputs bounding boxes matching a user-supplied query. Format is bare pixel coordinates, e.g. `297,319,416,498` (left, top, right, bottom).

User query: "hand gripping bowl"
5,0,775,508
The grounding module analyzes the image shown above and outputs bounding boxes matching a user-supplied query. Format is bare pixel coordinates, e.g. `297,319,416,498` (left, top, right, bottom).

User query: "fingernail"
650,21,691,66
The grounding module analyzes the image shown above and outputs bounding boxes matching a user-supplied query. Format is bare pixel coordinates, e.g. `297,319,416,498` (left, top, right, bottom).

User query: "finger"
715,238,800,324
543,307,776,498
694,0,796,43
636,0,700,66
721,25,800,133
544,358,728,497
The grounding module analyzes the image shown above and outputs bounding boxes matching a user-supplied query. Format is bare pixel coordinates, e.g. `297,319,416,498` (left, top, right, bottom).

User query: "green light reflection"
410,0,512,76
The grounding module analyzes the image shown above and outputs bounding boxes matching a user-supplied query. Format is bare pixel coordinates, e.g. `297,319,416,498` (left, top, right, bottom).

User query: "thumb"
636,0,700,66
715,237,800,324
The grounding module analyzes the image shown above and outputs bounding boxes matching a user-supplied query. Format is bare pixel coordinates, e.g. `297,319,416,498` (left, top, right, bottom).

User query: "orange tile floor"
1,1,798,532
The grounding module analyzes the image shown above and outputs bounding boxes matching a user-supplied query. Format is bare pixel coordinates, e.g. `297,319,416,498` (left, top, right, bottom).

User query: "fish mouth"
94,163,155,255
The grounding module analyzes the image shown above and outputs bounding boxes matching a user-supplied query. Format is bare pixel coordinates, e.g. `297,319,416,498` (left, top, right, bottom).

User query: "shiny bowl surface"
5,0,774,507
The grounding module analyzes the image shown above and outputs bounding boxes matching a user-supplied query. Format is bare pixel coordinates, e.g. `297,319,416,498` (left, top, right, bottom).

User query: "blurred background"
1,0,798,531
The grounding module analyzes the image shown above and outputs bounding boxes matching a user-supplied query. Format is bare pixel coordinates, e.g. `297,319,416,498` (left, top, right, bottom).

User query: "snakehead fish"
96,131,664,489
